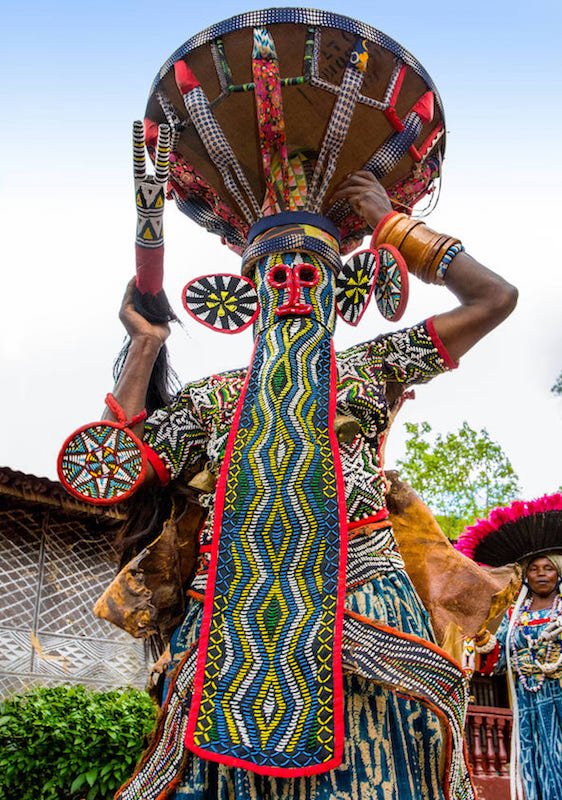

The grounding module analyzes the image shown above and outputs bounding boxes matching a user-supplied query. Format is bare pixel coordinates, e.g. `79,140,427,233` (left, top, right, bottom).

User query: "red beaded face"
266,262,320,316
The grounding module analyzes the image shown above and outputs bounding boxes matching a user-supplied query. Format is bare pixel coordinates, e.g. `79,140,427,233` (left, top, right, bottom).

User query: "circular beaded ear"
374,245,409,321
182,273,259,333
335,249,379,326
57,421,146,505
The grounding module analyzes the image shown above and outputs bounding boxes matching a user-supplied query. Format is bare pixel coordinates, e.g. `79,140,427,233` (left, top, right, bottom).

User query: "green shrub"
0,684,157,800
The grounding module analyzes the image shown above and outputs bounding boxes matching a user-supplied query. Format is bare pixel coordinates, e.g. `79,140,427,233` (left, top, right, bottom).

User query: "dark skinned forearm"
433,252,518,363
102,334,163,433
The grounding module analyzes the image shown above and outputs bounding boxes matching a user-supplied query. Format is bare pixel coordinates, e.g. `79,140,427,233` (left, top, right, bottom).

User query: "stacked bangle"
372,211,464,285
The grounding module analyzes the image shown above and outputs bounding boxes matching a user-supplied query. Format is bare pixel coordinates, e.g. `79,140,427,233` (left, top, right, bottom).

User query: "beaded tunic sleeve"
335,318,456,522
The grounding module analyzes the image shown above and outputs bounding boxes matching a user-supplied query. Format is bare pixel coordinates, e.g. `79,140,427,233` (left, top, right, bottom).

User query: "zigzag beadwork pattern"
187,320,345,771
341,611,473,800
185,257,347,773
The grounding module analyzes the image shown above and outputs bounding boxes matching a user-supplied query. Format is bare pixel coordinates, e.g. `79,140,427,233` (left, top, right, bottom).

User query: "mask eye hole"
299,266,315,283
271,267,287,283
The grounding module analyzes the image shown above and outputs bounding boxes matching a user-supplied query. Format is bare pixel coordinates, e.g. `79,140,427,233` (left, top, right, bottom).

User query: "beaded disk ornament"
182,273,259,333
57,395,147,505
335,244,408,325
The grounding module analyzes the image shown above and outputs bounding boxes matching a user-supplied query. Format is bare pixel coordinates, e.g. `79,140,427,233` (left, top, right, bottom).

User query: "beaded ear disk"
335,245,409,325
57,396,147,505
375,245,409,321
456,494,562,567
335,249,378,326
182,273,259,333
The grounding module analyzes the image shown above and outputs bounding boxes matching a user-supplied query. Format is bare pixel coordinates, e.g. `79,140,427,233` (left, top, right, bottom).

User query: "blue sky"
1,0,561,497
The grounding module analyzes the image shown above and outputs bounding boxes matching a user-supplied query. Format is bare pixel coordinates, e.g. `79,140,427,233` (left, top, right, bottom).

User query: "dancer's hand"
331,171,392,227
119,278,170,346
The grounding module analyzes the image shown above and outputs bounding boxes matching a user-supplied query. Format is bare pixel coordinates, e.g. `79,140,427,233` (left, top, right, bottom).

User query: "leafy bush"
0,684,156,800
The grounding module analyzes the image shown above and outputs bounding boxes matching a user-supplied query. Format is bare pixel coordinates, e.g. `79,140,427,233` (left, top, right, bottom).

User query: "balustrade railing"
465,705,512,778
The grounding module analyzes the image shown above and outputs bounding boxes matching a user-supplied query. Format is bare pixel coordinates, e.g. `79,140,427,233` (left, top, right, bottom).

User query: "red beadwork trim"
145,445,171,486
426,316,459,370
348,508,389,531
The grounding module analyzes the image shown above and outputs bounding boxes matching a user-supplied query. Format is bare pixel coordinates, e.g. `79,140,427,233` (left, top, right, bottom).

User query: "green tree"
552,371,562,396
397,421,520,540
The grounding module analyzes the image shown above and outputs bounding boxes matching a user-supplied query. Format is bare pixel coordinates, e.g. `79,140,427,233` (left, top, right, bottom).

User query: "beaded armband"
57,394,148,505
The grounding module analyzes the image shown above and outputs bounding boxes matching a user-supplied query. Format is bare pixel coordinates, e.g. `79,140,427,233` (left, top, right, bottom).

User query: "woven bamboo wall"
0,470,147,697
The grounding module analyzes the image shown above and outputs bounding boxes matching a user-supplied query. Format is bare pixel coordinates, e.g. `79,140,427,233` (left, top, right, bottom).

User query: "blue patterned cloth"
494,609,562,800
166,572,444,800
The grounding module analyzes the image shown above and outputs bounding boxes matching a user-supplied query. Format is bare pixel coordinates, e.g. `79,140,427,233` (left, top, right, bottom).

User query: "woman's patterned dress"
481,607,562,800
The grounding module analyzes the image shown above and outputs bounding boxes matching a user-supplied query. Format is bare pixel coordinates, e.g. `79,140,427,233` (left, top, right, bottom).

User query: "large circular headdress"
144,8,446,256
456,494,562,567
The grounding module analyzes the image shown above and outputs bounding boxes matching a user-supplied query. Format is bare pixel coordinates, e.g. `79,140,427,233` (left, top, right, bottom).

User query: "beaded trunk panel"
185,316,347,774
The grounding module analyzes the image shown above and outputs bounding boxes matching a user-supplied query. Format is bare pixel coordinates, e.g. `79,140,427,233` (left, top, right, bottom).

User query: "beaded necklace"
511,593,562,692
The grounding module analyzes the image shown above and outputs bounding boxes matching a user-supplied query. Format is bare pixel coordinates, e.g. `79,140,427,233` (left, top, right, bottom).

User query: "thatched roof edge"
0,466,127,521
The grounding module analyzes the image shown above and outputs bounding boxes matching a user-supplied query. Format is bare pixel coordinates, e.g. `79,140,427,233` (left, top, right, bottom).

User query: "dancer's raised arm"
332,171,518,362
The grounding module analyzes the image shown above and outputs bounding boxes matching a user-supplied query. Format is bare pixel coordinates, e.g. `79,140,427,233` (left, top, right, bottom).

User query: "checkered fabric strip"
156,89,185,152
365,111,423,179
152,9,443,116
182,86,260,224
116,644,199,800
242,231,342,276
341,612,475,800
172,192,247,247
306,52,365,214
346,525,405,588
186,317,347,773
